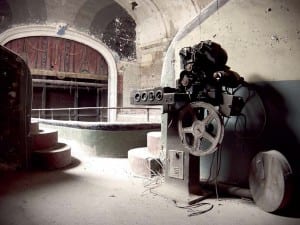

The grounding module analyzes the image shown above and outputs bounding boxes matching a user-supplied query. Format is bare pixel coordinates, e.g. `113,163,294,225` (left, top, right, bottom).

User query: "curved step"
31,129,58,151
147,131,161,157
128,147,162,178
32,142,72,170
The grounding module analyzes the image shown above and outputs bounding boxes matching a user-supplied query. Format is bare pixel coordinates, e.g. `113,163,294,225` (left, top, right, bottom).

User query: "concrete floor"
0,143,299,225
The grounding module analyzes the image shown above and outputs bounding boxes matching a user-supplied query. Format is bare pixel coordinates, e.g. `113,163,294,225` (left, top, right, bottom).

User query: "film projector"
130,41,246,204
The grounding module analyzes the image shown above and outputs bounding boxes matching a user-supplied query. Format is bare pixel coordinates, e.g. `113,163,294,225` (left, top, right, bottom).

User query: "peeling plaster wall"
134,0,213,47
45,0,84,25
138,45,167,89
175,0,300,82
150,0,211,34
117,60,140,107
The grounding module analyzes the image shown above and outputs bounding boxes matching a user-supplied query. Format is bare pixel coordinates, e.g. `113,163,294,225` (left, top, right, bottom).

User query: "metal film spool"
178,102,224,156
249,150,293,212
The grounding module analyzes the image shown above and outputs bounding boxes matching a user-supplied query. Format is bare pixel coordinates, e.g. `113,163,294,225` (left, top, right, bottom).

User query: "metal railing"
31,106,161,122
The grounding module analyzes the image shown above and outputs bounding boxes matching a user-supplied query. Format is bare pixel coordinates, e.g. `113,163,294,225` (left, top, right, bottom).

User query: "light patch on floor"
0,140,299,225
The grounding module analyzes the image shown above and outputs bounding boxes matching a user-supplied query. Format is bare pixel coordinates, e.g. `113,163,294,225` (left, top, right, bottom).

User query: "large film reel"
178,102,224,156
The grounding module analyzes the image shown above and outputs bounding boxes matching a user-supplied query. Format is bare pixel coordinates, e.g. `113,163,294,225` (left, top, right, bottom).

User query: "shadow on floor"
275,179,300,218
0,156,82,197
31,156,82,172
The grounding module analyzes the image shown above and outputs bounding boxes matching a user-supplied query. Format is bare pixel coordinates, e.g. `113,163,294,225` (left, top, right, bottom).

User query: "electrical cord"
205,116,228,184
139,155,215,217
223,83,267,140
141,175,165,197
173,200,214,217
139,156,165,197
202,140,223,200
203,115,230,201
234,89,267,140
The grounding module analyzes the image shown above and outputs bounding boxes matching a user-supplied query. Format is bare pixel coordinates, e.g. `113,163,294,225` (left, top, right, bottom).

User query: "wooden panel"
25,37,39,68
5,37,108,80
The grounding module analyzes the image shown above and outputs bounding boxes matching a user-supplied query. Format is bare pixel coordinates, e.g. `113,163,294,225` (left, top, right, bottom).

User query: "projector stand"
153,152,213,204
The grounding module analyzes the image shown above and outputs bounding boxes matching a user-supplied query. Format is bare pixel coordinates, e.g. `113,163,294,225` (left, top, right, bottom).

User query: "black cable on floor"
173,200,214,217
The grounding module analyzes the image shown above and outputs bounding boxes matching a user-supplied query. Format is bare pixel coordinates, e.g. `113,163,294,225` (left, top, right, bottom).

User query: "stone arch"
0,24,118,121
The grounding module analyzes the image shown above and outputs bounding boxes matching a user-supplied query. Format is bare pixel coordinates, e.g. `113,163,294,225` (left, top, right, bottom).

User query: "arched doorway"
5,36,108,121
0,25,118,121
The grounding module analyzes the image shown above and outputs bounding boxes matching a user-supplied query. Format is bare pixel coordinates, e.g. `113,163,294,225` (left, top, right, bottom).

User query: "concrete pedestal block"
147,131,161,157
128,147,162,178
